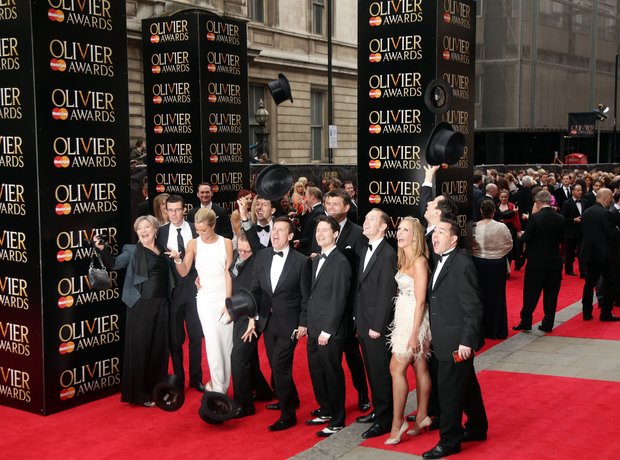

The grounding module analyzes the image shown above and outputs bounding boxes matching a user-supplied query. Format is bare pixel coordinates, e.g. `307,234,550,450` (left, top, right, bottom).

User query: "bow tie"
257,224,270,233
437,253,449,263
367,244,373,251
272,250,284,257
319,253,328,260
574,200,580,203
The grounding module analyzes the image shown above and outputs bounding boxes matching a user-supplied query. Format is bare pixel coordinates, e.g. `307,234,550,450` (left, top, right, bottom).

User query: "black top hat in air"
255,164,294,201
198,391,238,425
424,122,465,166
153,374,185,411
225,288,257,322
268,73,293,105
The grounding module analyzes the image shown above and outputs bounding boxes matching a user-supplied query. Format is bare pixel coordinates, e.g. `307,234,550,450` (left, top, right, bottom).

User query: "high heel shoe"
384,421,409,445
407,416,431,436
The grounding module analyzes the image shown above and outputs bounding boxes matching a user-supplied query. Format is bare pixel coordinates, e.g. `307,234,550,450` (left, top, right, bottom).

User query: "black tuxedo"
472,186,484,221
355,239,397,428
187,203,233,239
250,246,309,420
347,199,358,224
553,186,572,210
428,249,487,450
560,197,585,275
298,203,324,255
307,247,351,428
518,207,565,330
610,206,620,304
157,222,202,387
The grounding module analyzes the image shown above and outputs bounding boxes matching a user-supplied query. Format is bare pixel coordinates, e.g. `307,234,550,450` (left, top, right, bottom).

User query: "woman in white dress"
385,217,432,445
170,208,233,394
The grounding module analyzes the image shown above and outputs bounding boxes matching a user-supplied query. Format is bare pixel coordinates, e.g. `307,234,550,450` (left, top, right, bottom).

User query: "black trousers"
169,282,203,386
343,334,369,400
359,336,393,427
231,317,272,410
263,323,299,420
564,237,584,275
582,261,614,317
437,357,487,450
307,336,346,428
520,266,562,330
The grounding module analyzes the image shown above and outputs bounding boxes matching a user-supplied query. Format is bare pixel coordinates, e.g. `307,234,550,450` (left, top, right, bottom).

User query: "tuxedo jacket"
354,239,397,338
510,186,533,227
427,249,483,361
560,197,585,240
307,248,351,339
157,222,198,300
229,250,255,294
243,220,274,251
250,247,310,337
581,203,619,264
298,203,325,255
187,203,233,239
521,207,565,270
472,186,484,221
553,186,571,210
347,200,358,224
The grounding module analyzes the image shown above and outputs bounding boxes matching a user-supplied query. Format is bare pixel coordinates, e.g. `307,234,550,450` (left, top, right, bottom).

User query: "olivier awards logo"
58,314,120,355
207,82,241,104
53,136,117,168
47,0,113,31
368,109,422,135
368,72,422,99
56,226,119,263
54,183,118,215
368,35,422,63
209,172,243,193
442,35,470,64
153,142,193,165
368,0,423,26
442,72,470,100
0,135,23,168
205,19,240,45
206,51,241,75
208,142,243,164
149,19,189,43
368,180,420,205
0,365,30,403
0,86,22,120
51,89,116,122
442,0,472,29
0,183,26,216
441,110,469,134
154,172,194,194
207,112,242,134
0,320,29,356
49,39,114,77
153,113,192,134
152,82,191,104
57,270,119,309
0,275,29,310
0,36,19,70
150,51,189,74
441,180,469,204
0,229,27,263
59,357,120,400
367,145,422,170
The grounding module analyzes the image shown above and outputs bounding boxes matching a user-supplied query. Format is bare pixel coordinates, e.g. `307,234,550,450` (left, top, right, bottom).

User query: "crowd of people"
95,163,620,459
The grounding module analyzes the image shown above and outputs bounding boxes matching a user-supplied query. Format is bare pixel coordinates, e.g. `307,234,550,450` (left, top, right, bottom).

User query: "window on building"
249,0,264,23
311,91,324,161
249,85,266,153
312,0,325,35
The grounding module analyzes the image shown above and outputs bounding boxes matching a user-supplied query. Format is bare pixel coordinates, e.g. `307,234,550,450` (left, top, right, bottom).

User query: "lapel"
430,249,457,293
312,251,333,289
262,250,274,294
272,249,295,295
358,240,382,284
336,221,350,249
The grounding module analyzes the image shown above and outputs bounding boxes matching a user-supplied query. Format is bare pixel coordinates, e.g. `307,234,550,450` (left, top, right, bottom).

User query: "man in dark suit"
472,172,485,222
241,195,277,249
610,191,620,306
311,188,371,413
423,218,487,459
187,182,233,239
157,195,203,391
307,215,352,437
344,180,358,223
297,186,324,255
354,208,398,439
230,230,273,418
560,183,585,276
510,175,534,270
553,174,572,210
581,188,620,321
250,217,310,431
513,190,565,333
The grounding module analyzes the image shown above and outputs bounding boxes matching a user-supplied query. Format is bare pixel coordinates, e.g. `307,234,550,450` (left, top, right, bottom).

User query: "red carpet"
362,370,620,460
549,309,620,340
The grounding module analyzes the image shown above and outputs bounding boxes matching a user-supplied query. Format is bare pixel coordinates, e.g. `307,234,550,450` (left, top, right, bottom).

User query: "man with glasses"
157,195,204,391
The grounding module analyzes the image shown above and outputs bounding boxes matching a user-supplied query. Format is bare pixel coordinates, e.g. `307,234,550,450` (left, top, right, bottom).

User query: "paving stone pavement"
291,300,620,459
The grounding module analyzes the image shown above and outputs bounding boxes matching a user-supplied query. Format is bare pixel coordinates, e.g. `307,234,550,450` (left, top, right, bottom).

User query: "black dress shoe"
538,325,552,333
356,412,376,423
266,402,280,410
512,323,531,331
583,313,593,321
462,430,487,442
600,315,620,322
233,406,256,419
310,408,321,417
358,396,371,412
362,423,390,439
268,418,296,431
430,417,440,431
423,444,461,459
192,383,206,392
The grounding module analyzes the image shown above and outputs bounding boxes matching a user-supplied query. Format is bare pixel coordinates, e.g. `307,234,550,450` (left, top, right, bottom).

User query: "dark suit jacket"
420,184,433,227
354,240,397,338
347,200,358,224
250,248,310,337
298,203,325,255
187,203,233,239
229,251,255,294
427,249,483,361
157,222,199,296
581,203,619,264
510,186,533,228
521,207,565,270
560,198,584,240
472,186,484,221
553,186,571,210
307,248,351,339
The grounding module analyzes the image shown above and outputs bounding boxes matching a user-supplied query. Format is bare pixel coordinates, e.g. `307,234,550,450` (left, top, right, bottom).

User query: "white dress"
195,236,232,394
387,271,431,362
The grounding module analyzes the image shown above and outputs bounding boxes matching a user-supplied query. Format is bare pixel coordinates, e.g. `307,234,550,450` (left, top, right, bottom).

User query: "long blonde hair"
397,216,428,270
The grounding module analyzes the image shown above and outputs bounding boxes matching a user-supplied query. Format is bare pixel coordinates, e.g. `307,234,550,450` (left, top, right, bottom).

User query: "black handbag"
88,251,110,290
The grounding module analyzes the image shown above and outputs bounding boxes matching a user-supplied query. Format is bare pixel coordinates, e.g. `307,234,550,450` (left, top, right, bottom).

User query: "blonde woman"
152,193,170,224
385,217,432,445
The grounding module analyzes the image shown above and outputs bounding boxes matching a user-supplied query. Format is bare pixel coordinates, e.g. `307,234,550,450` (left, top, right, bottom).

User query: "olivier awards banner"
357,0,475,238
142,10,249,215
0,0,129,415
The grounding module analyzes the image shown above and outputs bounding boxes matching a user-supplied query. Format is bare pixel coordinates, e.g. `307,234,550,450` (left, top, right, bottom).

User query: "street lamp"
594,103,609,164
254,98,269,159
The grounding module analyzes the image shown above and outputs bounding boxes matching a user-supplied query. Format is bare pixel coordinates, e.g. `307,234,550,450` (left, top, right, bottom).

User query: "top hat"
198,391,238,425
225,288,257,322
424,122,465,166
255,164,293,201
267,73,293,105
152,374,185,411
